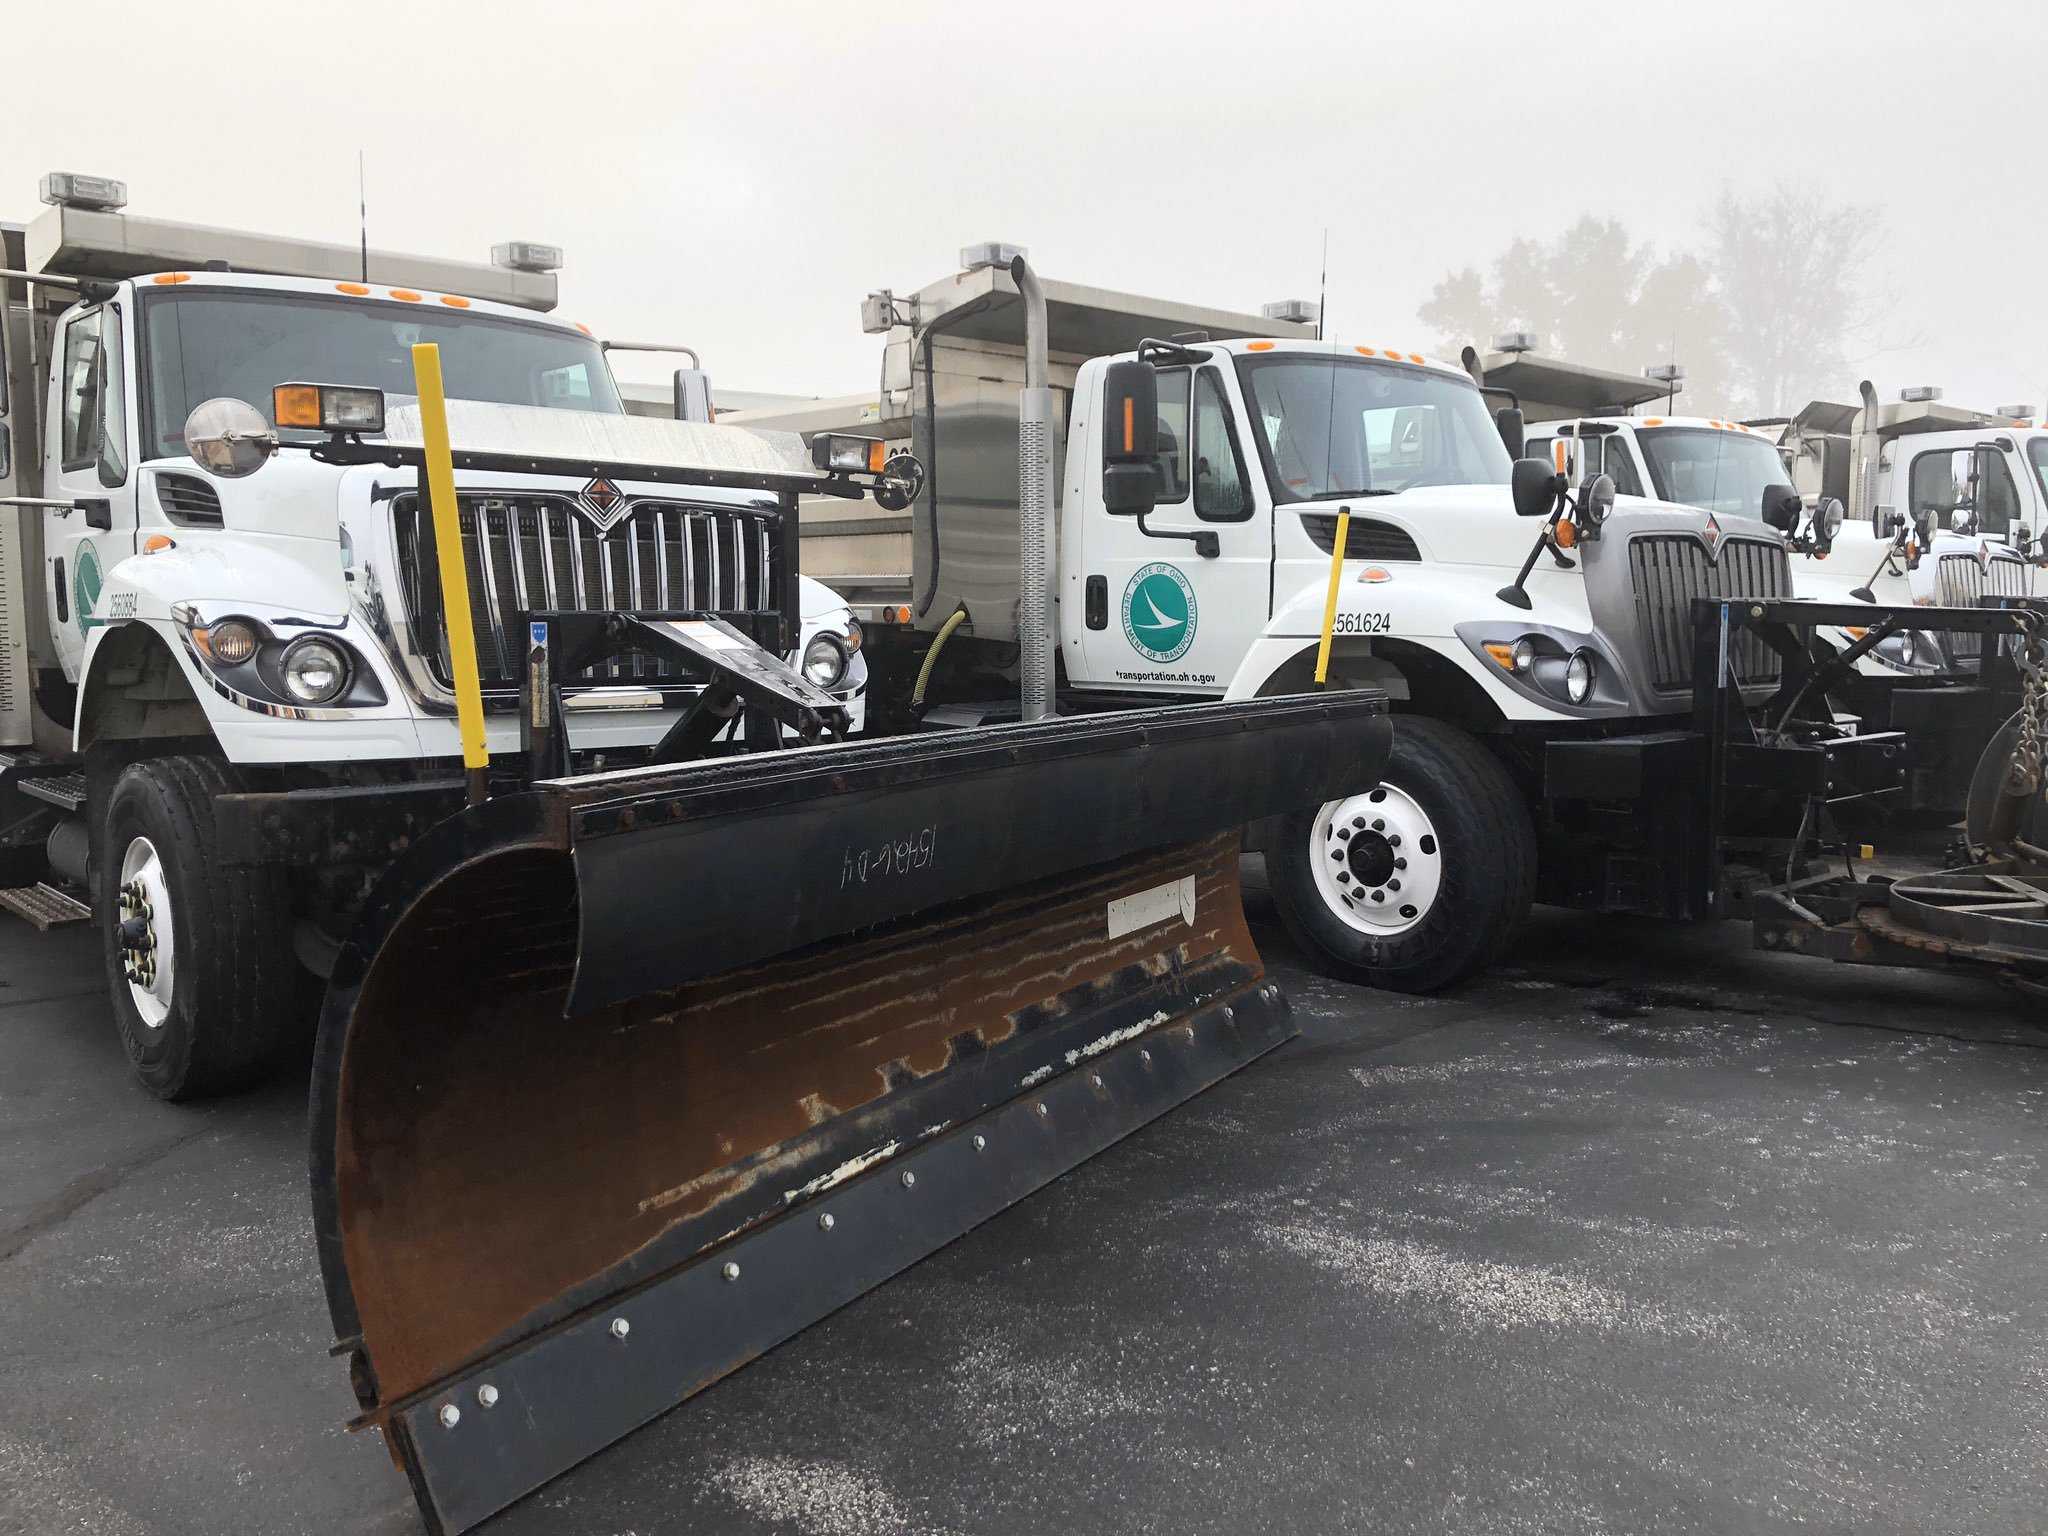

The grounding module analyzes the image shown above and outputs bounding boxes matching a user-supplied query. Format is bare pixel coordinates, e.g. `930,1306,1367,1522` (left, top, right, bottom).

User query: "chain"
2008,619,2048,798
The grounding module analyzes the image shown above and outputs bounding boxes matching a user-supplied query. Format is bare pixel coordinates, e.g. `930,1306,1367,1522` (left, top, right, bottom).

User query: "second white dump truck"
773,250,1814,991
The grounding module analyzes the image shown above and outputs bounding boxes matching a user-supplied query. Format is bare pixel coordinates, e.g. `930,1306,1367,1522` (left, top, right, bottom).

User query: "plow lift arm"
1692,594,2048,985
306,347,1394,1532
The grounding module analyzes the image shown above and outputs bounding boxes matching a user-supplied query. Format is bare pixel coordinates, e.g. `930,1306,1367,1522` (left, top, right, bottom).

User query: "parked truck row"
8,174,2048,1534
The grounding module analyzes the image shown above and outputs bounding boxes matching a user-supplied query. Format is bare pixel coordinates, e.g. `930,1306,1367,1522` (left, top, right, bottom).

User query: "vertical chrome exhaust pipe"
1013,254,1056,723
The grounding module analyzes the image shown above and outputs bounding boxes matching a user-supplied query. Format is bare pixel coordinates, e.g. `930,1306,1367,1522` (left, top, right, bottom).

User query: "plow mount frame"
1691,595,2048,980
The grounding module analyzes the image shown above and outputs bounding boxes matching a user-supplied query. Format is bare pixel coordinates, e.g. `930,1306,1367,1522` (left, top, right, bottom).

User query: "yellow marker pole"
1313,509,1352,685
412,343,491,804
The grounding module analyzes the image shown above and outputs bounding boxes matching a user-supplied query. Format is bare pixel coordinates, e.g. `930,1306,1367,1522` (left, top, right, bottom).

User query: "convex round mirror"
184,397,278,479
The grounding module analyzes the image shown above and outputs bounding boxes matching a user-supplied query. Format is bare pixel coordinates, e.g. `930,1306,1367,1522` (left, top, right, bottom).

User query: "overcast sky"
9,0,2045,412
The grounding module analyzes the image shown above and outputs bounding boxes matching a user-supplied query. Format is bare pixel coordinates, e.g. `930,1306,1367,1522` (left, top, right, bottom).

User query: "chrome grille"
1935,552,2031,660
392,492,780,690
1628,534,1791,694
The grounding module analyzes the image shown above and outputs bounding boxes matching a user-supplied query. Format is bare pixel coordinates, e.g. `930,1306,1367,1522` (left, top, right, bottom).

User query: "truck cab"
0,174,866,1097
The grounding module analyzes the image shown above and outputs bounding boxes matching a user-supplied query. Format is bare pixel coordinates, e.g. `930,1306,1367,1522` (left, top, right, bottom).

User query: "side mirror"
1760,483,1803,534
1881,509,1906,537
672,367,714,424
1493,405,1524,461
1511,456,1563,518
1101,360,1159,518
1578,472,1615,535
1950,505,1977,533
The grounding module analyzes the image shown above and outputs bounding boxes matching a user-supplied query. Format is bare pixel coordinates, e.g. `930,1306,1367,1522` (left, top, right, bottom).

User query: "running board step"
0,882,91,930
17,773,87,812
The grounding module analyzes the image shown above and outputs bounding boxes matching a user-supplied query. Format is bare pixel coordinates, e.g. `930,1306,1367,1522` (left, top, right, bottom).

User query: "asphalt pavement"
3,867,2044,1535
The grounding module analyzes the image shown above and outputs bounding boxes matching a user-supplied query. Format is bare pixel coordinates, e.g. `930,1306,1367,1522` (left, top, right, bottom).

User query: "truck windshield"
2030,437,2048,507
1235,355,1511,500
139,289,622,454
1636,427,1789,519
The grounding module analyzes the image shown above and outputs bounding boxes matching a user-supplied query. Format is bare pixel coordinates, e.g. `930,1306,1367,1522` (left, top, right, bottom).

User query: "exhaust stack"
1013,253,1056,723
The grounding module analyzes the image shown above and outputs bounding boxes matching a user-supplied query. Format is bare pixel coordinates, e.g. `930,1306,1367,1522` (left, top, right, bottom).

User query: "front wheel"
100,755,301,1100
1267,715,1535,993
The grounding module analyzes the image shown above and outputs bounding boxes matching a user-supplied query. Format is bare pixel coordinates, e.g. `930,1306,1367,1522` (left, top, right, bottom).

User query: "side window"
1152,367,1190,503
1190,369,1252,521
60,309,104,473
1524,434,1554,466
1908,447,2018,533
98,304,128,487
1603,437,1645,497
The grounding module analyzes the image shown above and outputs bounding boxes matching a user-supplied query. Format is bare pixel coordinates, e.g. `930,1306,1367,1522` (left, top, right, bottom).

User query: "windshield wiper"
1310,487,1399,500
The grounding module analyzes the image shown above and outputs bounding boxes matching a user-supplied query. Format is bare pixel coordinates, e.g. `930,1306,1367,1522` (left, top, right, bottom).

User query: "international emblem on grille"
1701,512,1724,562
1979,539,1994,573
579,477,627,532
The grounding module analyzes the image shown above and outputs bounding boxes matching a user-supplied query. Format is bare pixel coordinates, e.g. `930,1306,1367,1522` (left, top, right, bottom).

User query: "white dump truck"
0,173,867,1095
770,250,1844,992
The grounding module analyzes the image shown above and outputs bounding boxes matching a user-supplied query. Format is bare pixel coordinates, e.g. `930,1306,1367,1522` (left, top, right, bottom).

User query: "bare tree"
1706,184,1881,415
1418,216,1736,410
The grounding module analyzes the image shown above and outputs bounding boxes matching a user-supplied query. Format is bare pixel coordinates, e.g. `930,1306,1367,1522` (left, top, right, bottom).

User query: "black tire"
1267,715,1536,993
100,754,299,1100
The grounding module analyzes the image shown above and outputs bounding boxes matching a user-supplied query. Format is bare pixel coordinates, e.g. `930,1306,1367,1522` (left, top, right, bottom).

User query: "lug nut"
721,1261,741,1282
818,1212,836,1231
972,1133,988,1151
1035,1103,1049,1118
610,1316,633,1337
900,1170,917,1189
476,1384,499,1408
438,1404,461,1429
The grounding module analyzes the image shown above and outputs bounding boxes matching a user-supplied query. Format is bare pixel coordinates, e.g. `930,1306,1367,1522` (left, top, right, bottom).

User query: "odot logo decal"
1121,562,1197,664
73,544,104,636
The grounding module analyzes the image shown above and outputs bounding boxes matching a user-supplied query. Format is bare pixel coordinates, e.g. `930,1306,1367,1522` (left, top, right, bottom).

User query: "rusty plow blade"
309,693,1390,1533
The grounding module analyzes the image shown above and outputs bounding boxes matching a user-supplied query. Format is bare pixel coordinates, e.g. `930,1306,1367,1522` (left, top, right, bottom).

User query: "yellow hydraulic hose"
412,343,491,803
1313,509,1352,685
913,607,968,707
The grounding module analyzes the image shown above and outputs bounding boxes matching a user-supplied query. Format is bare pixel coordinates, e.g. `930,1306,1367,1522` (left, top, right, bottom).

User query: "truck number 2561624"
1331,611,1392,635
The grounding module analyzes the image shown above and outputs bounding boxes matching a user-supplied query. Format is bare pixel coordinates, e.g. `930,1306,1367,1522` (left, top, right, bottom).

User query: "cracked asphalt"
3,862,2044,1535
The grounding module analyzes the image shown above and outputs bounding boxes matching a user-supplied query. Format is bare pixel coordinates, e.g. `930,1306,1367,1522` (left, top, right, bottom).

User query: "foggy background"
6,0,2043,417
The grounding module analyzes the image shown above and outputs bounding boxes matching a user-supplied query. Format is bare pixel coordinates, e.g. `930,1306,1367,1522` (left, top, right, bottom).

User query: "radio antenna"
1316,227,1328,341
357,151,369,283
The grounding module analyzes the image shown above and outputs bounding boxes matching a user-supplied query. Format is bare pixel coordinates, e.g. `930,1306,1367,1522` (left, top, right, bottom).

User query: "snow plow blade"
310,692,1389,1533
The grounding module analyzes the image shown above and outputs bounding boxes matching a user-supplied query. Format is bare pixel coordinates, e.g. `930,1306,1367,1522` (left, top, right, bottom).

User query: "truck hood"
1274,485,1738,570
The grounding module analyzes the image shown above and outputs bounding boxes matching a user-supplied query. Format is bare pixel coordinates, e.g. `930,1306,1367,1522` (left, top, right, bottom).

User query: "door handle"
1085,575,1107,630
53,557,68,623
75,497,112,530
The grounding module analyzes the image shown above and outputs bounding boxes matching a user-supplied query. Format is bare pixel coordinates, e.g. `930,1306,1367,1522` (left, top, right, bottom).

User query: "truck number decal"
1331,611,1391,635
841,825,937,889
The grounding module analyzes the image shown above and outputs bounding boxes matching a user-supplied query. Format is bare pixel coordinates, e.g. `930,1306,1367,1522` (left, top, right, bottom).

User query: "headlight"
801,632,849,690
282,636,350,704
843,617,863,653
1565,649,1596,704
199,618,258,665
1898,630,1917,668
1511,637,1538,675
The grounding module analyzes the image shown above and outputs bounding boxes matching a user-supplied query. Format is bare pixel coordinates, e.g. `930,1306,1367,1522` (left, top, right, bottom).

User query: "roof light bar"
959,241,1027,273
1997,403,2035,421
1261,299,1318,324
491,240,563,273
1493,331,1541,354
1644,362,1686,385
40,171,128,212
1900,385,1942,403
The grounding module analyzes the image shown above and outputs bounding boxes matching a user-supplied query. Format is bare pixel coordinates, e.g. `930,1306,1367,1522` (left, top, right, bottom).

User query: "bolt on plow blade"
311,693,1389,1533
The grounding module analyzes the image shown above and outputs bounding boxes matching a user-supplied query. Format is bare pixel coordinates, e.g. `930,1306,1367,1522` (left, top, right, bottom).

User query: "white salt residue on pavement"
1350,1051,1670,1091
1255,1216,1727,1340
707,1454,952,1536
945,1330,1158,1450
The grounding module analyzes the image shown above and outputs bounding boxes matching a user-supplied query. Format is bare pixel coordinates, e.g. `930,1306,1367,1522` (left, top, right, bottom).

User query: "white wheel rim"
118,835,176,1029
1308,784,1444,938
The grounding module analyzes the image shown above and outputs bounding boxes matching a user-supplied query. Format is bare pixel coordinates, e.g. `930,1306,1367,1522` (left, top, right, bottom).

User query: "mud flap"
309,693,1391,1533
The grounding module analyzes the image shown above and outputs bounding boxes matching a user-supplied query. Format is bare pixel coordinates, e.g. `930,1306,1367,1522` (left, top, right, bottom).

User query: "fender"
1226,561,1592,723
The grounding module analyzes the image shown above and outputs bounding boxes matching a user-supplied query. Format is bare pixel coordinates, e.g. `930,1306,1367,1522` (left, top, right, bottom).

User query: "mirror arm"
1496,511,1567,609
1136,506,1219,559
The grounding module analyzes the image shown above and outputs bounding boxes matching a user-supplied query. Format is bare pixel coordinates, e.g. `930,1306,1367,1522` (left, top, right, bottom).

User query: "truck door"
44,301,137,684
1074,362,1266,694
